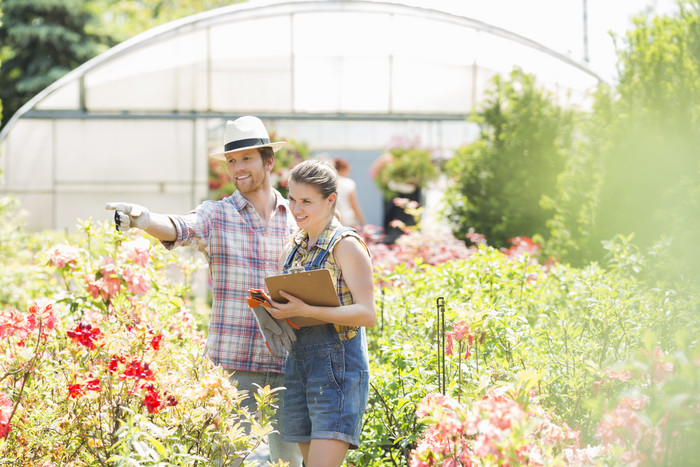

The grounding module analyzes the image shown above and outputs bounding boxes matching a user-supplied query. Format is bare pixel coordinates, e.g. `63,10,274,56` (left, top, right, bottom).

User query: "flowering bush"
410,389,580,466
350,233,699,467
0,214,282,465
589,338,700,465
2,195,699,466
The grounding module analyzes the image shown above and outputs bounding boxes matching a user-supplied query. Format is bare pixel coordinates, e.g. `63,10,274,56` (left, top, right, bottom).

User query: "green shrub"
443,68,576,249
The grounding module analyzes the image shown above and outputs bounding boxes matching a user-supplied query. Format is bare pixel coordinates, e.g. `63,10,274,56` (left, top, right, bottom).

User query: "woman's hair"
289,159,338,204
333,157,349,173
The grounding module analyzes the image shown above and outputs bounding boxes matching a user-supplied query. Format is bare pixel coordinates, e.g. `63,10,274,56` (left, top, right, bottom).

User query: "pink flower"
26,302,58,336
47,245,81,269
122,266,151,296
445,320,474,359
0,393,13,439
0,308,26,339
605,368,634,382
97,274,122,301
650,347,674,383
120,238,152,267
87,257,122,302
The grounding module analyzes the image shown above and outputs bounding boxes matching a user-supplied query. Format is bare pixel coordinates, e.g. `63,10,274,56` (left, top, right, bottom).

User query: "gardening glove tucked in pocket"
247,289,298,357
105,202,151,232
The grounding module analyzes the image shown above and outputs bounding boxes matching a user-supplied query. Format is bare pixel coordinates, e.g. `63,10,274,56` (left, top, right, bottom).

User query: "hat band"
225,137,270,152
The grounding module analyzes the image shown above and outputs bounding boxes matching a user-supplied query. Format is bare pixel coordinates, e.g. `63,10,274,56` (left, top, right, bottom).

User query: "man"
106,116,302,466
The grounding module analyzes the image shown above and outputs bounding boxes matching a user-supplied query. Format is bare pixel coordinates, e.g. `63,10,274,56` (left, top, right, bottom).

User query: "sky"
387,0,680,82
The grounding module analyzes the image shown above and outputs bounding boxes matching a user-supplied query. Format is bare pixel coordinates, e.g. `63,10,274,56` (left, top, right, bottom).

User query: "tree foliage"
0,0,110,129
0,0,236,131
86,0,237,44
443,68,577,248
545,3,700,281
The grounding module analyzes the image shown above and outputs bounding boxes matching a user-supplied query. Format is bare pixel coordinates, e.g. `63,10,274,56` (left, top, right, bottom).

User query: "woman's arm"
268,236,376,328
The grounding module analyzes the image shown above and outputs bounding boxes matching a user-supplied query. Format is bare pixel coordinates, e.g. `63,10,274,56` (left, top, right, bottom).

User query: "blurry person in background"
333,157,366,227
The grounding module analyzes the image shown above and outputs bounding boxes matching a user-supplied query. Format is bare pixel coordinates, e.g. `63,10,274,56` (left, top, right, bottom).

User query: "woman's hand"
266,291,329,327
266,290,307,320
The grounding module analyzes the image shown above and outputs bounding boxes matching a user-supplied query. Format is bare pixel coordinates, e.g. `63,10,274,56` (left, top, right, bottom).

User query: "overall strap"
282,225,355,272
282,243,300,271
310,226,355,269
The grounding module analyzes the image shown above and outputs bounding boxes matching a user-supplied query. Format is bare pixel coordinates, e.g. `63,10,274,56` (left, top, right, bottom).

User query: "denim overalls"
280,224,370,449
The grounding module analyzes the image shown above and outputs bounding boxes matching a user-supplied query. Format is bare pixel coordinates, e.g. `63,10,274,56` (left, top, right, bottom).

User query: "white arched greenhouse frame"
0,0,602,231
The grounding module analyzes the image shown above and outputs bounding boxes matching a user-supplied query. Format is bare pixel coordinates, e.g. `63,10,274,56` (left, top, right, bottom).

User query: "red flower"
150,334,164,351
121,359,155,381
142,384,162,414
85,378,101,392
68,383,85,399
165,394,178,407
108,355,126,373
67,323,104,350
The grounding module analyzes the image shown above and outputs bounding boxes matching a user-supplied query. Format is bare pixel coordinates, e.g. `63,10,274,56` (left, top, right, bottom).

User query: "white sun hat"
210,116,287,160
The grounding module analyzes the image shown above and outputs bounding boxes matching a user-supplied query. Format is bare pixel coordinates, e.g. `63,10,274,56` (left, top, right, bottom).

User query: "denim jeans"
229,370,303,466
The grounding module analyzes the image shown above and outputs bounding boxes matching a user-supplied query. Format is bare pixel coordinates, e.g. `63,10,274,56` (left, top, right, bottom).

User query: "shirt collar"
292,217,342,251
229,189,288,212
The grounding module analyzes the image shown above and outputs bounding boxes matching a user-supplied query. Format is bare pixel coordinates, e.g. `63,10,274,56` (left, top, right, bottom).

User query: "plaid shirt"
163,190,297,372
285,218,370,341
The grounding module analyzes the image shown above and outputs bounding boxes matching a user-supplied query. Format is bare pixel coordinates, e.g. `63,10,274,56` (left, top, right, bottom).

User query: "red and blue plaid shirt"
163,190,297,372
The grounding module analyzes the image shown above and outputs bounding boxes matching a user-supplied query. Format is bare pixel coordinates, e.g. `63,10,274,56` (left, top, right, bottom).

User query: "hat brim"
210,141,287,160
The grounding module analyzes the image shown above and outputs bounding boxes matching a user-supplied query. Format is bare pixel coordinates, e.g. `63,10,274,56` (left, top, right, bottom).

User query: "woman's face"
287,180,336,232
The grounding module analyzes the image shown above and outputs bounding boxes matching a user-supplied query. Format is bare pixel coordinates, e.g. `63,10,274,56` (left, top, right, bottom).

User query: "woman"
332,157,366,227
265,159,376,467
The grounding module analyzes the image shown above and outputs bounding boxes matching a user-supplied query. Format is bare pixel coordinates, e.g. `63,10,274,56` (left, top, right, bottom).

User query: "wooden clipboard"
265,269,340,307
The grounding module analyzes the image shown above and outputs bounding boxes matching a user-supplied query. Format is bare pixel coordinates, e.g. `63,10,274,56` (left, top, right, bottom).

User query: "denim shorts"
281,324,370,449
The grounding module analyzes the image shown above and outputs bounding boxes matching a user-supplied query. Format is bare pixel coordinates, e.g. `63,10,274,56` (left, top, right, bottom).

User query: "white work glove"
105,202,151,232
250,306,297,357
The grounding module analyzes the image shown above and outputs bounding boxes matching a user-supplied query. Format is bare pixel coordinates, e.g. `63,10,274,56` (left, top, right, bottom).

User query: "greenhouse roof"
0,0,602,231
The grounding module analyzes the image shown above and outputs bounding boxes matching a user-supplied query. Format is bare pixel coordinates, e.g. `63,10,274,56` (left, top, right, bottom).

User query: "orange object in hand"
246,288,300,329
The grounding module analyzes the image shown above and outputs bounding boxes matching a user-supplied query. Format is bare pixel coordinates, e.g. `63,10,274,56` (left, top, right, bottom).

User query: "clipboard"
265,269,340,307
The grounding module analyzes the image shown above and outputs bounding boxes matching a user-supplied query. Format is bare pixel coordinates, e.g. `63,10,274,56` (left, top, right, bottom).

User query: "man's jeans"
230,370,302,466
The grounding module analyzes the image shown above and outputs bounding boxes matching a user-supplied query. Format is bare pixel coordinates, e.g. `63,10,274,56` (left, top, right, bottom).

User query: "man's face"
225,148,272,195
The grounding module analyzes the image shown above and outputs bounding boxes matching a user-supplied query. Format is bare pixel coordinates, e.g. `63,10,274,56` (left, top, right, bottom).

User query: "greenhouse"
0,0,602,231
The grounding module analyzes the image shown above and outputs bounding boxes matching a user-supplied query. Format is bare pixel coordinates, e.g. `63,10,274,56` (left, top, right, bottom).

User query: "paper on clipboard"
265,269,340,307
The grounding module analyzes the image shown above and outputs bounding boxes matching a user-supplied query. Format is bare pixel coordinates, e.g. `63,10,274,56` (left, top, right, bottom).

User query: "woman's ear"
328,192,338,206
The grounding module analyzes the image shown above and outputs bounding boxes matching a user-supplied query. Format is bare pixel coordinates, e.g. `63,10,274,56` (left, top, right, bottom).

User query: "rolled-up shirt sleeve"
160,202,213,254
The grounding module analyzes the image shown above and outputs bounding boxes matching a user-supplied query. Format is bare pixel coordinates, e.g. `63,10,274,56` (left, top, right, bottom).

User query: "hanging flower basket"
370,146,439,200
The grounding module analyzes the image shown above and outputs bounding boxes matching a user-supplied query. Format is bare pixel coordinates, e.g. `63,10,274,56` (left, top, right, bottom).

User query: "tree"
0,0,110,130
87,0,238,44
0,0,236,131
546,3,700,280
443,68,577,248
